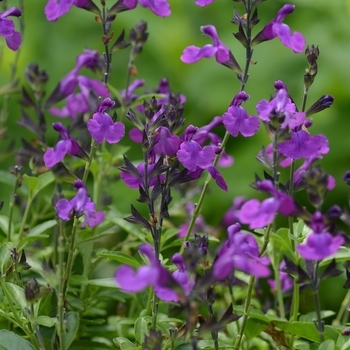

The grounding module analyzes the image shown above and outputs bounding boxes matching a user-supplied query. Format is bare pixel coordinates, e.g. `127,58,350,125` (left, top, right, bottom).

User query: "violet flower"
268,261,293,292
223,196,246,227
44,122,84,168
56,180,104,228
223,91,260,137
0,7,22,51
256,88,305,129
122,0,171,17
213,224,270,280
278,130,329,160
153,126,181,156
181,25,230,65
297,212,344,261
256,4,306,53
177,125,215,172
239,180,296,229
195,0,214,5
87,98,125,144
45,0,88,21
115,244,188,302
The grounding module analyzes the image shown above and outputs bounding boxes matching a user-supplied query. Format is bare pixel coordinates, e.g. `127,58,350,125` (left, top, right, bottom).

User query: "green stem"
57,222,67,350
7,170,21,242
274,264,285,320
334,289,350,325
18,195,33,243
313,262,324,343
62,216,79,298
82,139,98,183
151,296,159,331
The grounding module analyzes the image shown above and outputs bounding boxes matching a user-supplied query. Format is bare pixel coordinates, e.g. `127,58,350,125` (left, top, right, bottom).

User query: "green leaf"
23,174,38,192
27,220,57,237
65,312,79,349
107,215,147,243
175,344,192,350
34,315,57,327
0,242,14,273
244,317,268,340
0,171,27,196
32,172,55,198
134,316,149,344
0,330,35,349
3,282,27,310
299,310,335,322
318,339,335,350
319,247,350,267
113,337,135,349
97,251,141,268
88,278,119,288
0,216,14,239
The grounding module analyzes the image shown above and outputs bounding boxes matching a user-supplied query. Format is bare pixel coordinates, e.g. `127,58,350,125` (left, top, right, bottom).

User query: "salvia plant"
0,0,350,349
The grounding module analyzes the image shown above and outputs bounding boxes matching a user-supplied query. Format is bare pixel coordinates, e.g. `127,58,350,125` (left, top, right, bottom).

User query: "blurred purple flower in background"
0,7,22,51
195,0,215,5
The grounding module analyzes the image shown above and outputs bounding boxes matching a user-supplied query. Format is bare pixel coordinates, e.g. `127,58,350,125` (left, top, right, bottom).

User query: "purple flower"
256,88,305,129
223,91,260,137
239,180,296,229
115,244,188,302
195,0,214,5
208,166,228,192
278,130,329,160
258,4,306,53
122,0,171,17
45,0,88,21
87,98,125,144
181,25,230,65
213,224,270,280
153,127,181,156
44,122,83,168
56,180,104,228
0,7,22,51
177,125,216,171
297,212,344,261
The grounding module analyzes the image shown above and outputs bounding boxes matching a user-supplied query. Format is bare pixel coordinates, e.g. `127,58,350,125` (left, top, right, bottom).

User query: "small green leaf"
88,278,119,288
32,172,55,198
107,215,147,243
175,344,192,350
3,282,27,310
34,315,57,327
113,337,135,349
318,339,335,350
0,242,14,274
65,312,79,349
244,317,268,340
23,174,38,191
0,330,35,349
97,251,140,268
27,220,57,237
134,316,149,344
0,216,14,239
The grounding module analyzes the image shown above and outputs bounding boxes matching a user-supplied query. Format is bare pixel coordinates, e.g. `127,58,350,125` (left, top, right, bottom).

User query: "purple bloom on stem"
297,212,344,261
177,125,215,171
45,0,88,21
268,261,293,292
56,180,104,228
278,130,329,160
122,0,171,17
195,0,215,5
239,180,296,229
223,196,246,227
181,25,230,65
259,4,306,53
223,91,260,137
0,7,22,51
213,225,270,280
87,98,125,144
153,127,181,156
208,166,228,192
44,122,81,168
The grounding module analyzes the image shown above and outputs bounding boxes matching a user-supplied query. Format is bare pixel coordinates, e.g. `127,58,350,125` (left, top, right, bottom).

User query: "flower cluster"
0,7,22,51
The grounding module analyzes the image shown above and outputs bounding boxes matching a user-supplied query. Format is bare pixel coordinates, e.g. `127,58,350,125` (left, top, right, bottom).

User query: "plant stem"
334,289,350,325
7,167,22,242
62,216,79,298
18,195,33,243
313,262,324,343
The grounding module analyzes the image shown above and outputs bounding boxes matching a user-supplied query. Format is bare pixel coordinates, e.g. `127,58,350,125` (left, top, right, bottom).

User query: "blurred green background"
1,0,350,311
